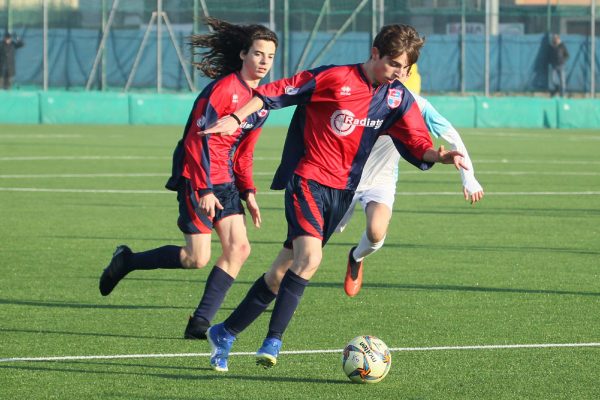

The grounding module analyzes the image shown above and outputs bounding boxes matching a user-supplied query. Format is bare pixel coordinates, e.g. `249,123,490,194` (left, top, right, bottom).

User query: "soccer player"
201,24,465,372
98,18,278,340
340,71,484,297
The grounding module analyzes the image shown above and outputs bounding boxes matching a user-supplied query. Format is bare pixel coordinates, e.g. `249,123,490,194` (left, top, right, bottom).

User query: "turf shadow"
0,327,177,341
95,278,600,298
0,363,348,385
0,298,192,310
305,281,600,297
381,241,600,256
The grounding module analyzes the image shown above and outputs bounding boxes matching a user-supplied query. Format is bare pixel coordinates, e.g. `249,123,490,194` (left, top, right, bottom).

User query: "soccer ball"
342,335,391,384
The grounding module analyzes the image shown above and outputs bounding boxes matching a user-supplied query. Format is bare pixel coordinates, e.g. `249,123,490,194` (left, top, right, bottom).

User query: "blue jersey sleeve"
419,97,454,139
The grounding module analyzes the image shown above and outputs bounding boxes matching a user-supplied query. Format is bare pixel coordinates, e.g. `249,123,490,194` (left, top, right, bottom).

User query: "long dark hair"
190,17,278,79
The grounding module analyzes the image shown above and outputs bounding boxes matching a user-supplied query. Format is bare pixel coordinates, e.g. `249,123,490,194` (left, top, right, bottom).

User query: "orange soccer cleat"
344,246,363,297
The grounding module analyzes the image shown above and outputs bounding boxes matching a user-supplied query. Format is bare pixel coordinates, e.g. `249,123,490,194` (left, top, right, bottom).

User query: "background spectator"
549,34,569,97
0,31,24,90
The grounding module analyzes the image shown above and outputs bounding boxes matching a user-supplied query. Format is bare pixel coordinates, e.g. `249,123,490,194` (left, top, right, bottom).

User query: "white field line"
397,171,600,176
1,342,599,363
0,156,171,161
0,173,170,178
0,134,82,139
0,156,276,161
471,133,600,141
2,156,600,165
1,187,600,196
1,170,600,179
2,131,599,140
474,159,600,165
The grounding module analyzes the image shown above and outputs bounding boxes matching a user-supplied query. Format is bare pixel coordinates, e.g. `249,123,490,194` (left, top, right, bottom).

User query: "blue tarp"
10,29,600,93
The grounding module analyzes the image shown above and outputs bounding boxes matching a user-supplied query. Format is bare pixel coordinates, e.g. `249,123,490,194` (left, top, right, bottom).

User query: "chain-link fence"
0,0,597,95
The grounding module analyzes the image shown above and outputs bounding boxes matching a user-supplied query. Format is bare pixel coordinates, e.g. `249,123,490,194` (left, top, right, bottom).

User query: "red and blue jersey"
166,72,269,197
254,64,434,190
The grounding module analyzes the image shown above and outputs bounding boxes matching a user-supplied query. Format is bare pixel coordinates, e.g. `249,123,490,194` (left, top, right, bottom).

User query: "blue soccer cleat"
255,337,282,369
207,323,236,372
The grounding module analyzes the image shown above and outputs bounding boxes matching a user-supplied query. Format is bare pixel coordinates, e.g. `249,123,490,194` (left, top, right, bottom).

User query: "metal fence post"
269,0,275,81
86,0,120,91
283,0,289,78
43,0,48,91
592,0,596,98
295,0,329,73
101,0,107,91
372,0,377,44
484,0,490,97
157,0,163,93
461,0,466,94
7,0,12,33
193,0,199,89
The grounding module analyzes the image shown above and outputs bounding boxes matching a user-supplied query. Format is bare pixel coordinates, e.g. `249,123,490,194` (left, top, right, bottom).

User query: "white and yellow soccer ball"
342,335,391,384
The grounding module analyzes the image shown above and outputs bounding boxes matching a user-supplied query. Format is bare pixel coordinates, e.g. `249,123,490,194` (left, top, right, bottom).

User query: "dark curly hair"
190,17,278,79
372,24,425,65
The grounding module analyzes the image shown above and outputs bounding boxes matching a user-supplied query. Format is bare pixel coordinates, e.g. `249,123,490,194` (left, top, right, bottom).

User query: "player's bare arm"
423,145,467,167
201,96,265,136
245,192,262,228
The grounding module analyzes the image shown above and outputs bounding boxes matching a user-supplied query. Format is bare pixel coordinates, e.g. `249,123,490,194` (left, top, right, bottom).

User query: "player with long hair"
201,24,466,372
98,18,278,340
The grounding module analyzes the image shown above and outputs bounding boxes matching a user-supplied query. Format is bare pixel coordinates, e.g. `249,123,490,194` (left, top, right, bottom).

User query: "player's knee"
189,257,209,269
183,253,210,269
238,241,251,261
226,241,251,264
181,245,211,269
366,227,387,244
296,252,322,273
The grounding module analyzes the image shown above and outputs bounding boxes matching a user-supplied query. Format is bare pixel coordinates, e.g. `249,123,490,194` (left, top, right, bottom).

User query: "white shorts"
335,185,396,233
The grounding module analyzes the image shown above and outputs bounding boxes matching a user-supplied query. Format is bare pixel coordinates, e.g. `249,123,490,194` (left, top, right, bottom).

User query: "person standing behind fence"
548,34,569,97
98,18,278,342
0,31,24,90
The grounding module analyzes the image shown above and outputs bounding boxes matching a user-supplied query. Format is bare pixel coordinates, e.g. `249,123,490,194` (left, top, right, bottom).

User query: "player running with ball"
201,24,466,372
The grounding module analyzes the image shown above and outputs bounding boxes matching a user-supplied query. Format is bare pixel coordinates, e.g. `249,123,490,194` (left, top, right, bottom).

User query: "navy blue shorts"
177,180,245,234
283,174,355,248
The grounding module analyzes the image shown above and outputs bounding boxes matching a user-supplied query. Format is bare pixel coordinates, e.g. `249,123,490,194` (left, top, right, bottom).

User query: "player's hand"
463,187,484,205
198,192,223,218
245,192,262,228
199,116,240,136
437,145,468,170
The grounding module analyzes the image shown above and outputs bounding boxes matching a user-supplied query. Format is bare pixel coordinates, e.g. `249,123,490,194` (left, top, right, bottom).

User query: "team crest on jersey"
196,115,206,128
285,86,299,95
340,86,351,96
387,88,403,109
232,94,239,103
257,109,268,118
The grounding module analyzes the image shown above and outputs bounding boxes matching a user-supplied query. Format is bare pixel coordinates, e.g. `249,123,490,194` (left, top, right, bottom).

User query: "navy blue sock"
128,245,183,271
224,274,276,336
266,269,309,340
192,266,234,323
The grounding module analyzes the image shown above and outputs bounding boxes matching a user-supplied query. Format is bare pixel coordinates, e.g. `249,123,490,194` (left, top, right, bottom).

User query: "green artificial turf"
1,124,599,399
